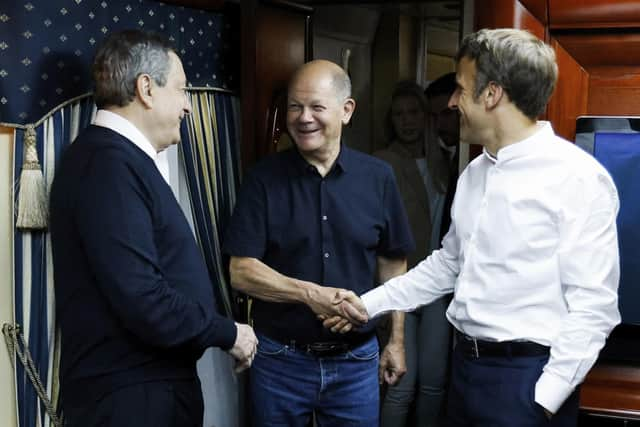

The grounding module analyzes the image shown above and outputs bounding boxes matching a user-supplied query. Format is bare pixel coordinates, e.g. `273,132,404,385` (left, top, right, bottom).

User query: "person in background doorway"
333,28,621,427
375,75,458,427
424,72,460,242
223,59,414,426
50,29,257,427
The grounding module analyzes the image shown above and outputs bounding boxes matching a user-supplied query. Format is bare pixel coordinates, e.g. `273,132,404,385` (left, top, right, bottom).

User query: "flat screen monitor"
575,116,640,362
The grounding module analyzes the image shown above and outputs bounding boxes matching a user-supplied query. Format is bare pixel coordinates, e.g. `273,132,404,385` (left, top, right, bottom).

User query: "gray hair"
92,30,175,108
456,28,558,120
331,68,352,101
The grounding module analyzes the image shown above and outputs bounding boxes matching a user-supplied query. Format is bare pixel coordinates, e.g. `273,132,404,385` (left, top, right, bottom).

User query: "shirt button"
322,215,328,221
324,252,330,258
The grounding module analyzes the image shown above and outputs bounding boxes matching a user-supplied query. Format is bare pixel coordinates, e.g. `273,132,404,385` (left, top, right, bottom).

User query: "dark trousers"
63,378,204,427
446,344,580,427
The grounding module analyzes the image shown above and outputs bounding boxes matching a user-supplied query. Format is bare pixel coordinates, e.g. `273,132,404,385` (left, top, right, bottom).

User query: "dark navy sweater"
50,125,236,404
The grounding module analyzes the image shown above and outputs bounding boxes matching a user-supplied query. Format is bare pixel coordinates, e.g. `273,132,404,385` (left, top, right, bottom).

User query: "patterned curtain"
0,0,239,125
11,95,96,427
180,89,241,317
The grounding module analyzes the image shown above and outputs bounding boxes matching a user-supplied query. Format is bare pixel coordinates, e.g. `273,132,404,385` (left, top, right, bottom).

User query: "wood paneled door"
240,0,313,170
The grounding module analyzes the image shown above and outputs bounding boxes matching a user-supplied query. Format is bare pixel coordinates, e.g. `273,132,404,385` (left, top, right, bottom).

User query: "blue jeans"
250,333,379,427
381,295,452,427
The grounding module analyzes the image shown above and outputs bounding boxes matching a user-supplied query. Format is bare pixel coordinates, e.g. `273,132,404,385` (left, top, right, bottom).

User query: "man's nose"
183,93,192,115
299,107,313,122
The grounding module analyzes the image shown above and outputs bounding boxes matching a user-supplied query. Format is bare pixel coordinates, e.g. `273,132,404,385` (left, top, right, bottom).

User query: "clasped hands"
312,288,369,334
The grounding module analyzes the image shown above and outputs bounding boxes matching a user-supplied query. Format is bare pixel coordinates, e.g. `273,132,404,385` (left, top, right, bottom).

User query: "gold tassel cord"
2,323,63,427
16,125,48,230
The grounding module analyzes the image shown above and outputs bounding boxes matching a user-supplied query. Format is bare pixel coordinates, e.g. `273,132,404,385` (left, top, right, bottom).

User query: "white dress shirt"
93,109,170,184
362,121,621,413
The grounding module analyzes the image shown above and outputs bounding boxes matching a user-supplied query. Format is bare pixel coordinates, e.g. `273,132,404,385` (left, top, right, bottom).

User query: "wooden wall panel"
555,33,640,67
475,0,545,41
513,0,546,40
546,37,589,141
519,0,547,24
549,0,640,29
587,66,640,115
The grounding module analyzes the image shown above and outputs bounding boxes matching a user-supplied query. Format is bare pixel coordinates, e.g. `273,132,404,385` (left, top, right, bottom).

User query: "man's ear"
342,97,356,125
136,74,153,108
484,81,504,110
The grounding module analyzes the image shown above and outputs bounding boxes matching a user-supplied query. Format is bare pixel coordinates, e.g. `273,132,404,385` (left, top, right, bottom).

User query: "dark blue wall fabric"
594,133,640,325
0,0,239,124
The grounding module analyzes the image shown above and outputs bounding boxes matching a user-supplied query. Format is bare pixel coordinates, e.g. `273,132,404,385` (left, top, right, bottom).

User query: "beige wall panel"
0,125,17,427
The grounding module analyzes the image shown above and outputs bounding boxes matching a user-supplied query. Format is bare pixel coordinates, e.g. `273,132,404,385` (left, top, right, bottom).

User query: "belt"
300,341,351,357
456,332,549,359
282,336,373,358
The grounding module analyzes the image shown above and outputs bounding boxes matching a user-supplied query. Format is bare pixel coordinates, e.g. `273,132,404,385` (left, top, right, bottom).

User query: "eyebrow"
288,96,327,104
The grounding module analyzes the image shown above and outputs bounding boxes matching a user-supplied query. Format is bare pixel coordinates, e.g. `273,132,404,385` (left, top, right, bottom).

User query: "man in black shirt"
224,59,414,426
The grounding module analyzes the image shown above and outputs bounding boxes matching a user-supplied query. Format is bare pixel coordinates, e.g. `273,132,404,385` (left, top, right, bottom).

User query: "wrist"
298,279,318,306
387,332,405,346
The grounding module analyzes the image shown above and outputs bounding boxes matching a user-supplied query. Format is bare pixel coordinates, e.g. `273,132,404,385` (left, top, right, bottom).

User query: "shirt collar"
93,110,171,184
290,142,350,176
482,121,554,164
93,109,158,162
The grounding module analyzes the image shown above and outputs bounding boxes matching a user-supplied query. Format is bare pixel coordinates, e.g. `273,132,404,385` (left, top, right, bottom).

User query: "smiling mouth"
298,128,319,134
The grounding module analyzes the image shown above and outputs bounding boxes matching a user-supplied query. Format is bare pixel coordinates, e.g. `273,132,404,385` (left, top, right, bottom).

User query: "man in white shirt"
330,28,620,426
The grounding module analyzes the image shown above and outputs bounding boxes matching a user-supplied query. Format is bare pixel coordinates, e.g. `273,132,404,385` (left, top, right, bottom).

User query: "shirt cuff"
361,285,393,319
205,316,238,351
534,371,574,414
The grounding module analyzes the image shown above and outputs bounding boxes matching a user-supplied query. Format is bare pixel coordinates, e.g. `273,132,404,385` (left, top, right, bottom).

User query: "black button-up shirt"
224,145,414,344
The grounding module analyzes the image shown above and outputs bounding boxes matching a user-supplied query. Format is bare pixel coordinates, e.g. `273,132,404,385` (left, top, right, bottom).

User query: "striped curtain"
11,95,96,427
180,89,242,317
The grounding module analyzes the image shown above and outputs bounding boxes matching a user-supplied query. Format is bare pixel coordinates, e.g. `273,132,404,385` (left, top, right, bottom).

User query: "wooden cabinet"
581,363,640,420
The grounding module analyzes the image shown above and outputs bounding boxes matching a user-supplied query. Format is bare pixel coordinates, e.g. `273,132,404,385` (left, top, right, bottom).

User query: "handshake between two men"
228,288,368,374
312,286,406,386
316,290,370,334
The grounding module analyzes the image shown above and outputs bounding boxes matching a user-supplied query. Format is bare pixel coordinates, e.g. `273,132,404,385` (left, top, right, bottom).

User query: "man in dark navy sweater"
50,30,257,427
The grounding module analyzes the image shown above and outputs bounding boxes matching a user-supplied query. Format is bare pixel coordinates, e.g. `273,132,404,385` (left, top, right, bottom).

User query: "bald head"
289,60,352,101
286,59,356,156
